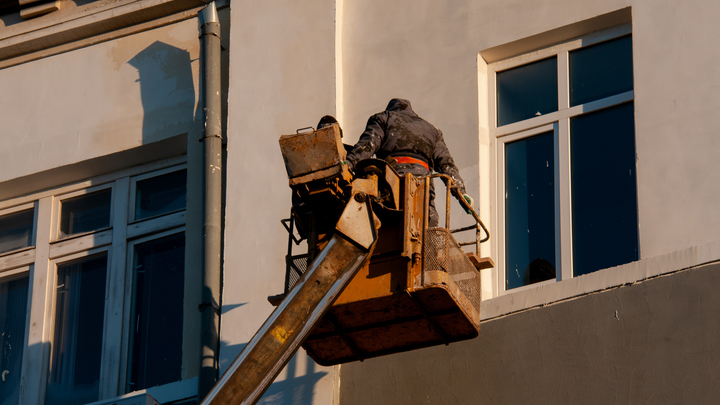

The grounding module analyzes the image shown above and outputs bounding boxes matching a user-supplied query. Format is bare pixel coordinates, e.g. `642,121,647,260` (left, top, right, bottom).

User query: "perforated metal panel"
285,253,309,293
422,228,482,310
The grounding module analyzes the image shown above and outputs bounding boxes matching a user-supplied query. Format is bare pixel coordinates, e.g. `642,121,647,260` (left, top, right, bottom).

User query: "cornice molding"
0,0,227,69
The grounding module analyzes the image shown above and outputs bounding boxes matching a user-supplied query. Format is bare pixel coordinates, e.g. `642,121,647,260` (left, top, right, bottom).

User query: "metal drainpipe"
199,1,223,401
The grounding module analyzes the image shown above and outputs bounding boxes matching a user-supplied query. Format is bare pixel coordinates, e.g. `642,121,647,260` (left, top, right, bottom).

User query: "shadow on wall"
220,340,328,405
127,41,198,145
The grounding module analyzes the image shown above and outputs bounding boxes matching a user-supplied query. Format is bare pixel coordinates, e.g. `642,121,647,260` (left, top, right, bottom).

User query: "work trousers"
390,163,440,227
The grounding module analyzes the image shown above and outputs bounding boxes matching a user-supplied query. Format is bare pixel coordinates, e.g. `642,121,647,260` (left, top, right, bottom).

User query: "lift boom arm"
200,185,379,405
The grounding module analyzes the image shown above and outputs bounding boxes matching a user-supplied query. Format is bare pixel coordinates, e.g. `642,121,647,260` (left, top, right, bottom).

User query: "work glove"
462,194,474,214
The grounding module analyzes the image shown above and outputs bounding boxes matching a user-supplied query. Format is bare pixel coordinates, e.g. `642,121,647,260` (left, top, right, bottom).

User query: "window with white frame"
0,159,191,404
491,26,638,292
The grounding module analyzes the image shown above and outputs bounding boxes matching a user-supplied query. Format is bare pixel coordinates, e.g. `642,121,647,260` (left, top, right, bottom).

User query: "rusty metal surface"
301,177,483,367
385,167,401,209
402,173,423,263
422,227,482,317
466,252,495,270
303,281,480,366
351,177,379,198
288,165,342,186
279,125,346,179
333,256,408,306
272,149,489,371
335,196,379,251
420,271,481,326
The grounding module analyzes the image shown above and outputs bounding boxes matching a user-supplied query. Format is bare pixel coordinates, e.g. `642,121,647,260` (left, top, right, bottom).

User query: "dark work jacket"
346,98,467,194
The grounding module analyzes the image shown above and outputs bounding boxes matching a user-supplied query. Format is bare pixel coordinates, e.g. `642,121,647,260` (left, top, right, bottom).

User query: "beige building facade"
1,0,719,403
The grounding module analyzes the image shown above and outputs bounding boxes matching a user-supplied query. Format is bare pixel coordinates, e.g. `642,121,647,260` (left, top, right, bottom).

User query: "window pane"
59,189,112,238
0,276,29,405
129,233,185,391
135,169,187,221
505,132,557,289
46,255,107,405
497,57,558,126
570,35,633,106
0,209,34,255
571,102,638,276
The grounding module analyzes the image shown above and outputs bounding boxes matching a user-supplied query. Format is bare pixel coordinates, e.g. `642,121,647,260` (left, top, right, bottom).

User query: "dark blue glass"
60,189,112,238
129,232,185,390
570,35,633,106
497,57,558,126
0,209,34,254
135,169,187,221
47,255,107,405
0,276,29,405
505,132,557,289
571,102,638,276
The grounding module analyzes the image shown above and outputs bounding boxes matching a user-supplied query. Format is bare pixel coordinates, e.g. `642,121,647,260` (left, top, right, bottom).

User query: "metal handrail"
423,173,490,255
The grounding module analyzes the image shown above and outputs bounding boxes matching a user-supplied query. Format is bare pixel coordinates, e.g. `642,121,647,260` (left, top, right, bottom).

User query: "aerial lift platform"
201,124,492,404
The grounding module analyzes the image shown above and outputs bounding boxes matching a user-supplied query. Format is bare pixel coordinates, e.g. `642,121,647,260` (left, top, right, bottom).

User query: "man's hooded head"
385,98,416,116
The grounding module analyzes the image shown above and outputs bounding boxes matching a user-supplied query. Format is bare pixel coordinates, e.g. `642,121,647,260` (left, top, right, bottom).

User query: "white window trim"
481,239,720,321
0,155,187,212
0,202,38,268
0,248,35,272
487,24,635,296
128,165,187,224
1,157,193,405
52,183,115,243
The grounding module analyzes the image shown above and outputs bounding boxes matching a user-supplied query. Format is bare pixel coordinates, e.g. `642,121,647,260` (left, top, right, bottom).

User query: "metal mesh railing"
422,227,482,310
285,254,309,293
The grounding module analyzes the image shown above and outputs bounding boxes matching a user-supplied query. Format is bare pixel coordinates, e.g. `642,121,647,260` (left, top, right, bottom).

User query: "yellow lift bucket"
276,125,493,366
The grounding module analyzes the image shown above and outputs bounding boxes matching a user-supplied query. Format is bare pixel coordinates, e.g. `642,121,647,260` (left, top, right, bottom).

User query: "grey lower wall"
340,262,720,404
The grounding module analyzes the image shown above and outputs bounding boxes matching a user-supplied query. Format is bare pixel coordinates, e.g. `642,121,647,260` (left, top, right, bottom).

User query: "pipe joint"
201,23,221,38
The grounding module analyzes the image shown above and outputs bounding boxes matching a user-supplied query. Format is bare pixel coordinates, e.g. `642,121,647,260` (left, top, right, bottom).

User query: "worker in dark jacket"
345,98,473,227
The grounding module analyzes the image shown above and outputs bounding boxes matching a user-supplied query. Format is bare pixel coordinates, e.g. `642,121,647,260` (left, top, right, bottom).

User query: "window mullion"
557,118,573,281
20,196,54,405
48,230,113,259
100,177,130,399
495,138,506,294
558,51,569,111
0,248,35,270
557,51,572,281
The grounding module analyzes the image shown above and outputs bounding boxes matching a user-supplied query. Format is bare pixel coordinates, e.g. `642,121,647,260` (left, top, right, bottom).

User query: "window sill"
481,239,720,322
87,377,198,405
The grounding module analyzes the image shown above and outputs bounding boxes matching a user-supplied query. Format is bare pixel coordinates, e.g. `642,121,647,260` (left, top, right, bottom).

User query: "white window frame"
0,156,194,405
489,24,635,295
0,202,38,266
128,165,188,224
52,183,115,243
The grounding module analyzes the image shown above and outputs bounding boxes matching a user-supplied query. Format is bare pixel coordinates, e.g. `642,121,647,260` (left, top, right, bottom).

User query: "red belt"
390,156,429,171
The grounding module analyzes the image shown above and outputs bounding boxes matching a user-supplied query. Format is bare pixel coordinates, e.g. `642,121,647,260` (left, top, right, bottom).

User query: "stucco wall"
3,0,716,402
219,0,720,402
220,1,339,404
340,260,720,404
0,14,207,402
630,0,720,257
335,0,720,401
339,0,720,264
0,18,201,184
